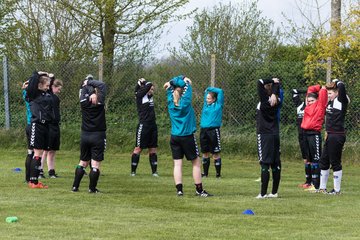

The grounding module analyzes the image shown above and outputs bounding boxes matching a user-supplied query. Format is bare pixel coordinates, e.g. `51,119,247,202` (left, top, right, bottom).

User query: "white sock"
333,170,343,192
320,169,330,190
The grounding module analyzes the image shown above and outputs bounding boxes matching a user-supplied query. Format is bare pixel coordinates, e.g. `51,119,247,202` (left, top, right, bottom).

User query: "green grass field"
1,149,360,239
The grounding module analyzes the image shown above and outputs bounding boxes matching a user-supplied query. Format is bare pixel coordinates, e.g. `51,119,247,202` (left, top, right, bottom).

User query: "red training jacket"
301,85,328,132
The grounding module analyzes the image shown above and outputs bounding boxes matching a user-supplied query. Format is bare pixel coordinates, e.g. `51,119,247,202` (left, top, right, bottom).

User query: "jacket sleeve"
307,85,321,94
179,82,192,108
206,87,224,107
166,87,174,104
136,82,153,99
26,71,40,101
291,89,306,107
318,87,328,110
170,75,186,88
87,80,107,103
257,79,272,102
336,81,348,104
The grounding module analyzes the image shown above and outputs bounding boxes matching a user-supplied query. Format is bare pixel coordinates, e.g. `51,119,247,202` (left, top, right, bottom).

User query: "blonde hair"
173,87,182,106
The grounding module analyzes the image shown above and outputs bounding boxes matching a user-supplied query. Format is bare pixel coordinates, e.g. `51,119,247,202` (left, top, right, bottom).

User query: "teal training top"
22,89,31,125
166,76,197,136
200,87,224,128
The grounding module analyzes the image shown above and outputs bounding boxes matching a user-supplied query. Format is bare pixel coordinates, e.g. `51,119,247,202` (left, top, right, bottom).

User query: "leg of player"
47,150,58,178
39,150,47,179
72,160,89,192
89,159,101,193
131,147,141,176
149,148,158,176
202,152,210,177
174,159,183,196
213,153,221,178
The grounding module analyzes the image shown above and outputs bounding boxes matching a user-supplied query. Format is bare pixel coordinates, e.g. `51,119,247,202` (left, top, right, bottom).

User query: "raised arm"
334,80,348,104
291,88,306,107
206,87,224,106
26,71,40,101
136,82,153,98
87,80,107,103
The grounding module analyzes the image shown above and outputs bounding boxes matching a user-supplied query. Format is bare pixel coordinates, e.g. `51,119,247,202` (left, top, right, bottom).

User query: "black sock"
72,165,85,189
214,158,221,177
25,153,32,182
89,167,100,191
305,163,312,184
271,164,281,194
260,164,270,196
131,153,140,173
195,183,203,193
202,157,210,176
49,169,56,176
312,163,320,189
176,184,183,192
30,156,41,184
149,153,158,174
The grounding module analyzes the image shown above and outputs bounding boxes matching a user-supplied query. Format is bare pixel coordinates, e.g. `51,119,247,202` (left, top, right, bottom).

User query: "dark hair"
307,92,318,99
208,91,217,101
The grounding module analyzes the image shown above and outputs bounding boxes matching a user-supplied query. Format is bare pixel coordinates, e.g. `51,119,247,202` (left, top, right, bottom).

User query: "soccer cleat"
28,182,48,189
267,193,278,198
328,189,341,195
304,185,317,192
48,170,58,178
89,188,100,193
177,190,184,197
152,172,159,177
255,193,267,199
318,189,328,194
71,187,79,192
216,174,221,179
196,190,213,197
201,173,208,178
298,183,312,189
130,172,136,177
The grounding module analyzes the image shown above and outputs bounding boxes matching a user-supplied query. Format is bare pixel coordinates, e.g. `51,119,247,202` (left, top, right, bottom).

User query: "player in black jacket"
41,76,63,178
291,88,312,188
26,71,53,189
72,75,107,193
130,78,158,176
256,78,282,199
319,80,349,194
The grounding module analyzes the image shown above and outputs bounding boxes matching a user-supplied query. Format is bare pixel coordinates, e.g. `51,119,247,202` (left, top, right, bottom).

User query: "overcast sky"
155,0,332,57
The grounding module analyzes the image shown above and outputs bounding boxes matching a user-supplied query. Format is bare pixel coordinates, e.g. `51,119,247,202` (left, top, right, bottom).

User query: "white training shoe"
267,193,278,198
255,193,267,199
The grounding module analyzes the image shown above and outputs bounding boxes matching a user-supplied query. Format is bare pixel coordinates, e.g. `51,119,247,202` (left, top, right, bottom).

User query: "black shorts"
80,131,106,161
257,133,280,165
29,122,49,150
200,127,221,154
170,134,199,161
25,124,33,150
46,123,60,151
135,122,158,149
303,132,322,163
320,133,346,170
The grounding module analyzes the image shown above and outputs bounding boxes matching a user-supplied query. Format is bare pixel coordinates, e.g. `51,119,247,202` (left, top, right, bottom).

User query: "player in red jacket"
300,84,328,192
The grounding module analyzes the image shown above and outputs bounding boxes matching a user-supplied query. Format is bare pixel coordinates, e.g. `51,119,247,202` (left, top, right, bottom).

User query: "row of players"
22,72,348,197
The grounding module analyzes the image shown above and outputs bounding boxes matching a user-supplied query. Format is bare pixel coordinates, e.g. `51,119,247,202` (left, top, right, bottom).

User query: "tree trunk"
103,0,116,81
331,0,341,37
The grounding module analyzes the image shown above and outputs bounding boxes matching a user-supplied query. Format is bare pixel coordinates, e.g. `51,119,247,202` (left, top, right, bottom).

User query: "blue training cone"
12,168,22,172
242,209,255,215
